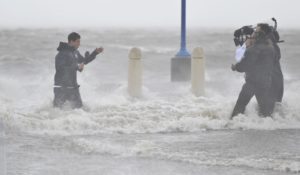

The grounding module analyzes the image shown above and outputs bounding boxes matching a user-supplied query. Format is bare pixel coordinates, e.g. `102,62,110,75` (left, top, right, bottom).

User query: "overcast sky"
0,0,299,29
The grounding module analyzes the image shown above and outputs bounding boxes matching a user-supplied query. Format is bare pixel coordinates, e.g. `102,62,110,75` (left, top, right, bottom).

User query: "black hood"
57,42,76,51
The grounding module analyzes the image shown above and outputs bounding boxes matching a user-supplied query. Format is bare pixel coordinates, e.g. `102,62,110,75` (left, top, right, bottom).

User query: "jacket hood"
57,42,76,51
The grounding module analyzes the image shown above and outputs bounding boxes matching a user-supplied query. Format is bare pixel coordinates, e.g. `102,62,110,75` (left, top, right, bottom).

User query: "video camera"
233,18,283,46
233,25,254,46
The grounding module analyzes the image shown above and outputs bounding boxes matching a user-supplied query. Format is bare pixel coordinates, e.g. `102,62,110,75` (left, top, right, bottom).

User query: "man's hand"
95,47,104,54
245,38,254,48
231,64,237,71
78,63,84,71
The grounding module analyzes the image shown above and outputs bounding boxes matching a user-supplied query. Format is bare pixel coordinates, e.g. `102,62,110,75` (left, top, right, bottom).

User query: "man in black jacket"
53,32,103,109
268,32,284,103
231,24,276,118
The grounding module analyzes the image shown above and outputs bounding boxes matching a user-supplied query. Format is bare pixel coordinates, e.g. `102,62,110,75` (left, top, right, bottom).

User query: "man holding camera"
231,24,277,118
53,32,103,109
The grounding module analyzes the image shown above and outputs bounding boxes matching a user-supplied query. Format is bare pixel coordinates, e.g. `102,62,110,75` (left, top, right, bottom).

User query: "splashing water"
0,29,300,175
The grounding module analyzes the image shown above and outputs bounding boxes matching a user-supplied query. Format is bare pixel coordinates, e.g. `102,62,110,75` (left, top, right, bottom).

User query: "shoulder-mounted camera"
233,18,284,46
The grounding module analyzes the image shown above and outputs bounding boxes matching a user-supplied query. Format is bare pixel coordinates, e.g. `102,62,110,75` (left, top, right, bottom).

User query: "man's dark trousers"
53,87,83,109
231,81,275,118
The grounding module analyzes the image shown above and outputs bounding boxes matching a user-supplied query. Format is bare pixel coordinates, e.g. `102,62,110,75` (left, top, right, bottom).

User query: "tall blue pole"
176,0,190,57
171,0,191,81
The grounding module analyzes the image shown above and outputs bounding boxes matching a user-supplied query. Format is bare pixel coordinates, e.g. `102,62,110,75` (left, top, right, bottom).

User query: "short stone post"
191,47,205,96
128,48,142,97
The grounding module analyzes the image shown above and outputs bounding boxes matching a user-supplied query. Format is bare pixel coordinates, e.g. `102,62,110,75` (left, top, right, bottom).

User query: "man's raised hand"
95,47,104,54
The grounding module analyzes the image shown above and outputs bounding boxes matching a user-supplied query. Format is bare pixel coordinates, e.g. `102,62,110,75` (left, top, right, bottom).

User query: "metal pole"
176,0,190,57
171,0,191,81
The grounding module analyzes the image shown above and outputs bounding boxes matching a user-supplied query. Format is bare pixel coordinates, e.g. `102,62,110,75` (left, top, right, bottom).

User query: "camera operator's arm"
84,47,103,65
233,46,259,73
245,38,254,48
235,44,246,62
231,38,254,71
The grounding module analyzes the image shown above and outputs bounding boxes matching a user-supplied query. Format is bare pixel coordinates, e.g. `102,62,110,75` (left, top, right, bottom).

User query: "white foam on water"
1,29,300,175
1,80,300,136
66,136,300,174
0,119,6,175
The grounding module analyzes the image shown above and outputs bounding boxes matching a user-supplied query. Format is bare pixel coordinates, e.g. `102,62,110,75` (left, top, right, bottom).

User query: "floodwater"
0,28,300,174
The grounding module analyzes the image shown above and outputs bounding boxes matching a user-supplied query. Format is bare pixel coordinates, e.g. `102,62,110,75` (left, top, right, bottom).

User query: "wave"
1,84,300,136
106,44,176,54
0,55,36,64
62,137,300,173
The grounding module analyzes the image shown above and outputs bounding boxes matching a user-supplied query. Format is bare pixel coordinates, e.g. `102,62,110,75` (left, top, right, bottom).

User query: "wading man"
53,32,103,109
231,24,276,118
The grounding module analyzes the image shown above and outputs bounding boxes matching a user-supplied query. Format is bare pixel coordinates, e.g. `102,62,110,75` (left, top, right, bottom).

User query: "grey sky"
0,0,299,29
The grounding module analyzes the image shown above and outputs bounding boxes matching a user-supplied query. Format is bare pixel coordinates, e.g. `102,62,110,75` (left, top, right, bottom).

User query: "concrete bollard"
191,47,205,97
128,48,142,97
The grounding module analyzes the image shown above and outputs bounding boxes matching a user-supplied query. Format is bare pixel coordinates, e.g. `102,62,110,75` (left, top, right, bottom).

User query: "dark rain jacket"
54,42,98,88
235,37,276,89
268,34,284,102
